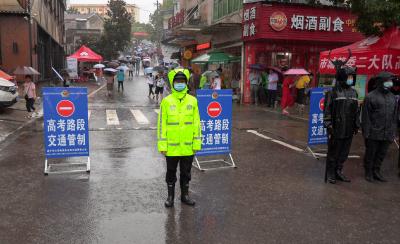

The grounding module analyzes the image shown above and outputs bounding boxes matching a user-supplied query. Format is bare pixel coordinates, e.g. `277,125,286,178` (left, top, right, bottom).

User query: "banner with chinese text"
43,87,89,158
308,88,330,146
196,89,232,156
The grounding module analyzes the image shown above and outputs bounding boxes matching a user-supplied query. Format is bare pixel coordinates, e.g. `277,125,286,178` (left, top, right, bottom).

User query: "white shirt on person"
268,73,279,90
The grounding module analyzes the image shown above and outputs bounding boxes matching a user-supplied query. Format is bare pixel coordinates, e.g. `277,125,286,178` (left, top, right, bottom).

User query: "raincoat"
157,68,202,156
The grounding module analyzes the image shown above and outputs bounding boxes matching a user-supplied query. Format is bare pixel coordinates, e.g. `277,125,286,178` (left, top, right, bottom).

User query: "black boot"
164,183,175,208
327,168,336,184
336,169,351,182
180,183,195,206
373,169,387,182
365,169,374,182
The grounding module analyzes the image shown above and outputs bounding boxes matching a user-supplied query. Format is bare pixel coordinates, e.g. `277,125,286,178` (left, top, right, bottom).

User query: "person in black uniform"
362,72,398,182
323,66,360,184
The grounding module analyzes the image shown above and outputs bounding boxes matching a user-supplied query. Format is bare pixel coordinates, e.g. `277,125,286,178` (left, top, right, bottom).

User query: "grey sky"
69,0,161,23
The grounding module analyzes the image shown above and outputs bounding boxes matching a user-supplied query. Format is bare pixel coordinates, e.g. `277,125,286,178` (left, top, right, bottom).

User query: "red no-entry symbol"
207,101,222,118
56,100,75,117
319,98,325,111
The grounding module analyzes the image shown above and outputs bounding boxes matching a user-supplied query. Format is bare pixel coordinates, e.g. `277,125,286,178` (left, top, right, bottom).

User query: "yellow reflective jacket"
157,68,202,156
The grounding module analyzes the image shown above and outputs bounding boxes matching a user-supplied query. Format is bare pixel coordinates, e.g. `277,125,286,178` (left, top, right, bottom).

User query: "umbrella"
284,68,310,75
153,66,168,72
144,67,154,74
106,61,119,68
104,68,118,73
267,66,283,74
93,64,105,69
248,64,266,70
117,66,129,71
191,50,233,64
13,66,40,75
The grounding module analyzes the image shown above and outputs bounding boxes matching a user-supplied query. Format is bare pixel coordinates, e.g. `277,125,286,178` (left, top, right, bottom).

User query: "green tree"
310,0,400,36
76,35,102,54
66,7,79,14
100,0,132,59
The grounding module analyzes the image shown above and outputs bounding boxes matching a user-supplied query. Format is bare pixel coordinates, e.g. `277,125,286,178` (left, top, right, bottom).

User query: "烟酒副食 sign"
242,3,363,43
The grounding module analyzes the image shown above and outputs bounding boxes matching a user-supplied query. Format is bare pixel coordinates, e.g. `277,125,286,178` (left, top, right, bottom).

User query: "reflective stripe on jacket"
157,93,202,156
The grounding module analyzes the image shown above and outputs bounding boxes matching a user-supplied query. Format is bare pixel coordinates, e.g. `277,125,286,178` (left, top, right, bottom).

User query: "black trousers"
148,84,154,96
118,81,124,91
267,89,277,107
25,98,35,112
326,136,353,173
364,139,391,171
128,71,133,77
165,155,194,185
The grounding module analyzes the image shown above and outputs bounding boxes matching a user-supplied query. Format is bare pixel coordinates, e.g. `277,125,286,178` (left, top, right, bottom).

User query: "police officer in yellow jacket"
157,68,202,208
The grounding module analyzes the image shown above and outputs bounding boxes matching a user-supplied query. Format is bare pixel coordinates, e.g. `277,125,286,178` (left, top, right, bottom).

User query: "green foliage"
348,0,400,36
99,0,133,60
66,7,79,14
310,0,400,36
76,35,102,54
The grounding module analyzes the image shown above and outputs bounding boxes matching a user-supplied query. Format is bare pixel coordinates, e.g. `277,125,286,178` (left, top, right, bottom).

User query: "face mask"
383,81,393,88
174,83,186,91
346,79,353,86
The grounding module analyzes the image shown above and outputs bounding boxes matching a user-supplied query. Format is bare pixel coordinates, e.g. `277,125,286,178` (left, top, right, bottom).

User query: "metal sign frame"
195,89,235,171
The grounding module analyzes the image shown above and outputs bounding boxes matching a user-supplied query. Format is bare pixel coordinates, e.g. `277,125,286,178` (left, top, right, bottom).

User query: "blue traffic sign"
43,87,89,158
196,89,232,156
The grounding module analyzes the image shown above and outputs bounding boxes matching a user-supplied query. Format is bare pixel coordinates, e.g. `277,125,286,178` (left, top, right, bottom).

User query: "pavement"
0,72,399,244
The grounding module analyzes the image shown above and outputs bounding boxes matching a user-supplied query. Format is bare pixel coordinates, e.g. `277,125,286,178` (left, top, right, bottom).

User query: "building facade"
68,3,139,22
65,13,104,55
164,0,243,83
0,0,66,80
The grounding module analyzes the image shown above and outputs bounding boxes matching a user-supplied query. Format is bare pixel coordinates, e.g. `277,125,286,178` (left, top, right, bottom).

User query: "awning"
319,27,400,75
68,45,103,62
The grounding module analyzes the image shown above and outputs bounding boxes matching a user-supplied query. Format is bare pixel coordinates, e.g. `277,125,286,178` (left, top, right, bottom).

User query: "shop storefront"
242,2,364,104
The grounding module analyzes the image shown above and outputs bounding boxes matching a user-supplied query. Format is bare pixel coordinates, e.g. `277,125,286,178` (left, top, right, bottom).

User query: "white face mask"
383,80,393,89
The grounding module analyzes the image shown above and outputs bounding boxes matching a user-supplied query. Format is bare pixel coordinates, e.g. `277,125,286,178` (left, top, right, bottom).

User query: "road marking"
247,130,272,140
247,130,303,152
106,110,120,125
130,109,149,124
88,83,106,97
154,109,160,114
88,110,91,119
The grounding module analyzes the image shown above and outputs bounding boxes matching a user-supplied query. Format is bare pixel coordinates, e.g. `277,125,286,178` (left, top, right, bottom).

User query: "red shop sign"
242,3,363,43
196,42,211,51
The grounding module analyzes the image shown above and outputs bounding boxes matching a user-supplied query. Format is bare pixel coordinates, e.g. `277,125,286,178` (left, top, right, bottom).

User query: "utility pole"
157,0,159,10
28,0,33,67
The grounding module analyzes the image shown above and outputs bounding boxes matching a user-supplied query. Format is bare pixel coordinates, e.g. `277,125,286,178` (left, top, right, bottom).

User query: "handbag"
24,83,32,100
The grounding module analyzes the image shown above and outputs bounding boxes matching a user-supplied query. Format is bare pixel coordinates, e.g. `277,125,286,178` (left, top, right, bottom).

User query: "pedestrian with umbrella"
104,68,117,97
23,75,37,118
14,66,40,118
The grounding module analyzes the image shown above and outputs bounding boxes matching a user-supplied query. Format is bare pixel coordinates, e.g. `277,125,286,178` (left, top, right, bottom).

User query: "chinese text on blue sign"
307,88,330,146
43,87,89,158
196,89,232,156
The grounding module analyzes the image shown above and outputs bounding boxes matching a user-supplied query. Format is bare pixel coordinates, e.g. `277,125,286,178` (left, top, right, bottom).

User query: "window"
213,0,242,22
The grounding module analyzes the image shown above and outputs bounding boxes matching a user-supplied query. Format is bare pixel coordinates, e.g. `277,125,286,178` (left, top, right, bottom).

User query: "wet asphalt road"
0,73,400,244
